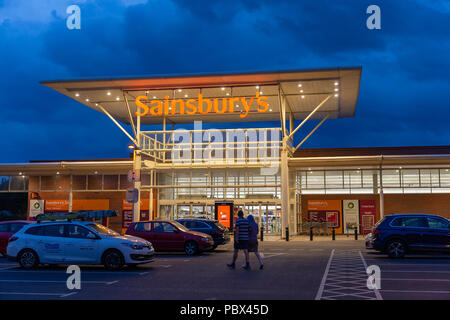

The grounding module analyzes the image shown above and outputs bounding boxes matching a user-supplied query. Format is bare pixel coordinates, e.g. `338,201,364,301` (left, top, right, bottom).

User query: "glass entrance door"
262,204,281,234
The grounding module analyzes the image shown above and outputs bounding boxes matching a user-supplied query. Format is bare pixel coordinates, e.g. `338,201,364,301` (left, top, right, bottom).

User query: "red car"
0,220,34,256
126,220,214,255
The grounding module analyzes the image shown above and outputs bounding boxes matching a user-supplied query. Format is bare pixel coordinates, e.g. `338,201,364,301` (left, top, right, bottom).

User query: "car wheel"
184,241,198,256
103,250,124,270
18,249,39,269
386,240,406,258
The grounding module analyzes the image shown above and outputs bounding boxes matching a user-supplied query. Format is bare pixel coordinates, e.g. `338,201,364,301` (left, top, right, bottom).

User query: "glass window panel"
56,175,70,191
72,175,86,191
88,175,102,190
119,174,132,190
103,175,118,190
29,176,39,191
363,170,377,188
402,169,419,188
306,171,324,189
439,169,450,187
10,175,27,191
382,170,401,188
141,174,151,186
325,171,343,189
0,176,9,191
41,176,55,191
419,169,439,188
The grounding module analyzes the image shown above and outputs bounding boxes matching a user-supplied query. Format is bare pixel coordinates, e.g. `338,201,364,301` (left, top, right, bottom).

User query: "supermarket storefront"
9,68,450,236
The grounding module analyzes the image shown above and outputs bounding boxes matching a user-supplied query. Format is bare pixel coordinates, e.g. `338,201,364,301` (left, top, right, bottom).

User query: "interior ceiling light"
184,94,188,98
301,95,305,99
107,91,111,95
334,88,338,92
255,86,259,89
298,83,302,87
75,93,80,97
334,94,339,97
177,89,182,92
226,93,230,96
85,98,89,102
221,87,225,91
300,90,304,93
334,82,339,86
116,97,120,101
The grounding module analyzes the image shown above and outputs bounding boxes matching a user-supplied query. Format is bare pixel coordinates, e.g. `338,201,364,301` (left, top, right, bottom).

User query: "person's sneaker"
227,263,235,269
242,264,251,270
259,264,264,270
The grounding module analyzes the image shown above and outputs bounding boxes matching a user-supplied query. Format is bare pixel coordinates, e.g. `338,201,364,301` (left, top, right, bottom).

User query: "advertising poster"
307,200,342,234
122,199,150,228
343,200,359,234
217,205,231,228
29,199,44,218
359,199,377,234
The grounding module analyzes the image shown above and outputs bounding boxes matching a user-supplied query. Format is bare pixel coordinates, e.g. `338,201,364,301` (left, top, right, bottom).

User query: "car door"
0,223,10,254
131,222,155,246
64,224,99,264
153,222,184,251
37,224,67,263
190,221,213,236
423,217,450,252
401,217,428,250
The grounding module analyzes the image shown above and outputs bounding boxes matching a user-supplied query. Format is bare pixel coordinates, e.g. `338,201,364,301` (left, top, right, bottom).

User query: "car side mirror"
87,233,98,239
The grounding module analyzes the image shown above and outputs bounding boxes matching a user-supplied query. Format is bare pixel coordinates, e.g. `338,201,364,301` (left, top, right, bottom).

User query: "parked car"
126,220,214,255
6,221,154,270
0,220,34,256
176,218,229,249
366,213,450,258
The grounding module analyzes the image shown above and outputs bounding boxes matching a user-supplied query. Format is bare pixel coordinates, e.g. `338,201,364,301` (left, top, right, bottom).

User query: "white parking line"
0,270,147,275
315,249,334,300
60,292,78,298
382,278,450,282
382,270,450,273
381,289,450,294
0,279,116,284
263,253,287,259
0,291,68,297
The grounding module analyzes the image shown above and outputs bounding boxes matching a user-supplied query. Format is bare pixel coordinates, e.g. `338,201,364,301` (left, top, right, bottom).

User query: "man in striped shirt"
227,210,250,270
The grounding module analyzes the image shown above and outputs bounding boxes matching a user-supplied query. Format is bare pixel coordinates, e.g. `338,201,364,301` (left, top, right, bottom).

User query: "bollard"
310,227,313,241
332,227,335,240
354,228,358,240
260,227,264,242
286,227,289,242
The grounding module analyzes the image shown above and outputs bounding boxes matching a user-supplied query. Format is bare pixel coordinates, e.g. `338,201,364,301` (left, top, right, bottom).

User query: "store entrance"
236,203,281,235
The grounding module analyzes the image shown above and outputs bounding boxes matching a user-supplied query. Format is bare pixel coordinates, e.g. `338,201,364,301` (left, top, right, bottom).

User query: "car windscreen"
170,221,190,232
214,222,227,230
86,223,119,236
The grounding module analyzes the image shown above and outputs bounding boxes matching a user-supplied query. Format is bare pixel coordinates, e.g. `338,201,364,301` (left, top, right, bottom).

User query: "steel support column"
132,115,141,223
280,142,289,239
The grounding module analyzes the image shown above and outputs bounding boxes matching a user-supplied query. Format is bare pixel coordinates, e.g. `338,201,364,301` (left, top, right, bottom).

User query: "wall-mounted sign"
135,93,269,119
29,199,44,218
360,200,376,235
307,200,343,234
126,188,139,203
343,200,359,234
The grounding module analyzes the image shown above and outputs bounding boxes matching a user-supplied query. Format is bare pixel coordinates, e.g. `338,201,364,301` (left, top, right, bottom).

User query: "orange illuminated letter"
135,96,149,116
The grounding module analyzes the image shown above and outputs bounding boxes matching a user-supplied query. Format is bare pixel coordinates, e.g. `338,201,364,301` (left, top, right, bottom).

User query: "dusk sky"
1,0,450,163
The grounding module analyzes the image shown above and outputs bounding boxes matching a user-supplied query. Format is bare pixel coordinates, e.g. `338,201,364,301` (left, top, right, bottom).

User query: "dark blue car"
366,213,450,258
176,218,230,250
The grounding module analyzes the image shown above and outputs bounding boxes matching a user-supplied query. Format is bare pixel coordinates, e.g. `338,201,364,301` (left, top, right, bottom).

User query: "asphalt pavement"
0,239,449,300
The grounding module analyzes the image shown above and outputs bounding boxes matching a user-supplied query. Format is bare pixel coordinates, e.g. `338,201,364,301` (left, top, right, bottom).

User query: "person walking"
247,214,264,270
227,210,250,270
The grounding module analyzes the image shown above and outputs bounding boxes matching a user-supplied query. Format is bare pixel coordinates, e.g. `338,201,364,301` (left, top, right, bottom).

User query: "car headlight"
121,242,144,250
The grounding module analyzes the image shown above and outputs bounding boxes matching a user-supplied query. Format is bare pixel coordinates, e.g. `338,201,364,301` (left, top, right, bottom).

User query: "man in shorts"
227,210,250,270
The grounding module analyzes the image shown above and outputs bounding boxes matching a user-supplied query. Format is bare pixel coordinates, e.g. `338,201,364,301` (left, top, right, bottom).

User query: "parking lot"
0,240,449,300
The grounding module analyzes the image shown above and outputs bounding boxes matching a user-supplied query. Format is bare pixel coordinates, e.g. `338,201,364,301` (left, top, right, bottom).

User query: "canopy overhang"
41,67,361,125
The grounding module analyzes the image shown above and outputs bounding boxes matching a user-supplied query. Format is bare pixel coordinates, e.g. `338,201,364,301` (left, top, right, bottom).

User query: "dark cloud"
0,0,449,163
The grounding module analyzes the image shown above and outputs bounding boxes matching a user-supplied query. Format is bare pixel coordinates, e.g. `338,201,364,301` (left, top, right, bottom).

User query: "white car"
6,221,154,270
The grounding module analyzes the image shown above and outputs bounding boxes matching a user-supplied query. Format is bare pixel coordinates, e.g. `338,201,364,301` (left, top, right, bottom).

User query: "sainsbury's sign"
135,93,269,119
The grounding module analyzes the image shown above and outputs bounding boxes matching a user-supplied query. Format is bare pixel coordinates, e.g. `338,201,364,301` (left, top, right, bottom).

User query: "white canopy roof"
41,67,361,125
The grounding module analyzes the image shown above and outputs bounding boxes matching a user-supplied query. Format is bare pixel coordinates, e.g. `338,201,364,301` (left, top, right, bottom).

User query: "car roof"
0,220,34,225
25,220,94,227
176,218,218,222
388,213,445,218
